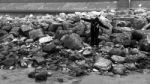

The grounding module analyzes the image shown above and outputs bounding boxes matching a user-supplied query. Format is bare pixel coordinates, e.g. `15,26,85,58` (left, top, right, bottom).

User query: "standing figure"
81,17,109,46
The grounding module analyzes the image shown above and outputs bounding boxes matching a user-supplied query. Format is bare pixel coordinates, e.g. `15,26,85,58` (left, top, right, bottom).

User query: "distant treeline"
0,0,117,3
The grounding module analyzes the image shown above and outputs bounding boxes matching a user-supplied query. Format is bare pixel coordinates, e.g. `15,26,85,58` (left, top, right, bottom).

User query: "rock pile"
0,9,150,81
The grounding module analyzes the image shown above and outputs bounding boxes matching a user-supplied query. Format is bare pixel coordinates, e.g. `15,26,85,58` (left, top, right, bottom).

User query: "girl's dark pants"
91,24,99,46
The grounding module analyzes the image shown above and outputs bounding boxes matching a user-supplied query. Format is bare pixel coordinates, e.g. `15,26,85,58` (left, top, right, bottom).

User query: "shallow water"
1,68,150,84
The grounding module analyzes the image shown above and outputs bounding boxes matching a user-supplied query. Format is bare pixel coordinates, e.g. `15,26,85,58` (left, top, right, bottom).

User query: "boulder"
109,48,125,56
42,42,56,53
126,52,147,62
10,27,20,36
29,29,44,40
111,55,126,63
124,63,137,70
131,16,147,30
0,30,8,42
113,64,126,75
94,57,112,71
110,32,131,47
21,24,33,32
61,33,83,50
72,22,86,36
139,39,150,51
55,30,72,39
0,57,17,66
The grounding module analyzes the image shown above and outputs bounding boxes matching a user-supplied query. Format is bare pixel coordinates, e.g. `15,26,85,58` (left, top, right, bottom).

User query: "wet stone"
113,64,126,75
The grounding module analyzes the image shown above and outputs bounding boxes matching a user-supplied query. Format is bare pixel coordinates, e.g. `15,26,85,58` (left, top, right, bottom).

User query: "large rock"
1,23,12,32
139,39,150,51
113,64,126,75
109,48,125,56
55,30,73,39
111,55,126,63
99,15,113,30
10,27,20,36
61,33,83,50
42,42,56,53
29,29,44,40
124,63,137,70
72,22,86,36
0,30,8,42
94,57,112,71
21,24,33,32
113,27,132,33
110,32,131,46
48,22,62,32
131,30,146,41
126,52,147,62
131,16,147,30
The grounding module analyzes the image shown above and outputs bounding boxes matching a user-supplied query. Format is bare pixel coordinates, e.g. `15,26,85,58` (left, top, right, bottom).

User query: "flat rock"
94,57,112,71
111,55,126,63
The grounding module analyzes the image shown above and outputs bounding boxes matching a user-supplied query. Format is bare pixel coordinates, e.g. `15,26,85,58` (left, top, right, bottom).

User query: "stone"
94,57,112,71
142,23,150,30
61,33,83,50
35,71,48,82
126,53,147,62
2,24,12,32
131,16,147,30
10,27,20,36
2,34,15,42
99,15,113,30
82,49,92,57
0,57,17,66
39,35,53,44
32,56,45,64
110,32,131,46
28,71,36,78
113,64,126,75
116,21,129,27
109,48,125,56
62,21,74,30
25,39,34,43
0,30,8,42
111,55,126,63
139,39,150,52
29,29,44,40
55,30,73,39
42,42,56,53
124,63,137,70
131,30,146,41
48,22,62,32
21,24,33,32
72,22,86,36
129,48,139,55
113,27,132,33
